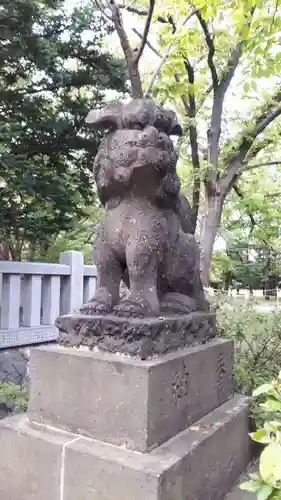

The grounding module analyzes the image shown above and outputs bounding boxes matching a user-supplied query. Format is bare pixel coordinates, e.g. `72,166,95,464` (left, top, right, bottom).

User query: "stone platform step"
225,463,258,499
226,488,255,500
0,394,252,500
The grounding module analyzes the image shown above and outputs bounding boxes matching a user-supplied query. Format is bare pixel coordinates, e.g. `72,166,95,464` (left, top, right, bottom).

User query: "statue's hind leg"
160,292,197,314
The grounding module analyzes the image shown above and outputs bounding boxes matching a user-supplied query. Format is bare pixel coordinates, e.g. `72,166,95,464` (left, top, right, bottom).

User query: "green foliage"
152,0,281,107
34,204,104,264
118,0,281,281
148,0,281,251
0,0,126,259
240,373,281,499
212,168,281,289
213,295,281,394
0,382,28,414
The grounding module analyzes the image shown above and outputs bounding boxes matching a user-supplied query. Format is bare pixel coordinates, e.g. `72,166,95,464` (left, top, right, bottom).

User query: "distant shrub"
0,382,28,416
210,293,281,395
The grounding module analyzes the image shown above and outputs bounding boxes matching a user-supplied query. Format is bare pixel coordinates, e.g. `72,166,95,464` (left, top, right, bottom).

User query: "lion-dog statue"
84,99,208,317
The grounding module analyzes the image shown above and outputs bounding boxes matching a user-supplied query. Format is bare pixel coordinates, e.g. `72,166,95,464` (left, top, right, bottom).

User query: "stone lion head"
85,99,183,211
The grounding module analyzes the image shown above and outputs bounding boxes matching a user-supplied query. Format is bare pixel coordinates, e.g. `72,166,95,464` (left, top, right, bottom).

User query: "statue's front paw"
113,297,158,318
113,299,145,318
81,300,112,315
80,289,113,315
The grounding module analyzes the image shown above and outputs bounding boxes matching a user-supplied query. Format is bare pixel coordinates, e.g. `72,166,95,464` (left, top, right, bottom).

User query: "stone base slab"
28,339,233,452
0,395,252,500
56,312,216,358
0,414,77,500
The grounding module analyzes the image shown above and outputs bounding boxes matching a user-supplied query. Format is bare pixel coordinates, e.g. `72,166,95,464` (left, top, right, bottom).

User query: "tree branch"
103,0,143,98
241,160,281,172
252,103,281,137
182,58,201,225
133,29,190,113
133,20,200,228
134,0,155,64
95,0,113,22
169,15,201,226
118,4,168,23
133,28,184,110
173,73,189,114
166,14,192,117
197,84,213,111
132,28,161,57
133,26,191,114
219,7,255,95
269,0,280,36
205,8,255,189
8,80,79,97
233,184,256,232
196,12,218,89
220,89,281,195
133,11,201,226
144,7,199,96
163,10,201,227
245,137,277,164
206,42,244,176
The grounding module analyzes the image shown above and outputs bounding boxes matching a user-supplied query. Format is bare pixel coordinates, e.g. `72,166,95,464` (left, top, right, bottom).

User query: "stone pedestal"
28,340,233,451
0,339,253,500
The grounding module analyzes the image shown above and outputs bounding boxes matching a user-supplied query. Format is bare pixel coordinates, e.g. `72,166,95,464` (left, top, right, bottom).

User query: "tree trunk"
129,62,143,98
200,191,224,287
0,241,10,260
26,243,36,261
0,239,23,261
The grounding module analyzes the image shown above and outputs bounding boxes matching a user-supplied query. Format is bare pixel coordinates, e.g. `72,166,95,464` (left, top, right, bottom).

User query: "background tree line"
0,0,125,261
2,0,281,290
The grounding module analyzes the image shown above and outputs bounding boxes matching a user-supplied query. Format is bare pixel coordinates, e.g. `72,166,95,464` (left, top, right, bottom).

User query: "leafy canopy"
212,167,281,288
0,0,126,259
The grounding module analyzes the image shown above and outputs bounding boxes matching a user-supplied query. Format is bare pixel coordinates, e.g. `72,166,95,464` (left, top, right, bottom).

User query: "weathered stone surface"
224,463,258,499
0,396,252,500
0,401,12,419
225,486,255,499
0,348,28,385
63,395,252,500
0,349,29,419
28,339,233,452
0,414,77,500
56,311,216,357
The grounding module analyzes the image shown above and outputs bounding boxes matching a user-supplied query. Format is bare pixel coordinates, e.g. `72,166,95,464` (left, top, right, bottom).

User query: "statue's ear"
168,110,183,136
85,101,124,130
170,123,183,137
155,107,183,137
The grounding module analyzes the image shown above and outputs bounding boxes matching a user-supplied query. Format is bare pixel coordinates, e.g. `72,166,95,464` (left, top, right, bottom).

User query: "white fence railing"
0,251,97,349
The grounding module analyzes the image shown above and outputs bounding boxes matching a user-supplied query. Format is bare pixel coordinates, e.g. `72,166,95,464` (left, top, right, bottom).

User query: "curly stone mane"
86,99,183,214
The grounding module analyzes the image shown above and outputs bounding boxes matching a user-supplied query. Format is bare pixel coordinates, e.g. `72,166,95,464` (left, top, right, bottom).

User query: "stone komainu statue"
84,99,208,317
